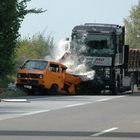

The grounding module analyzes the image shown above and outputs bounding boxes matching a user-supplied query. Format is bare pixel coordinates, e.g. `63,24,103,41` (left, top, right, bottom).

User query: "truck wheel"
111,77,120,95
130,81,134,94
111,86,118,95
111,75,120,95
49,85,58,95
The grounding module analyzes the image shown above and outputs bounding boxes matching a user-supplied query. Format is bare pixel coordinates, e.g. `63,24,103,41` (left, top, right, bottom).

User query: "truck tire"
111,76,120,95
130,81,134,94
111,85,118,95
49,84,58,95
126,73,134,94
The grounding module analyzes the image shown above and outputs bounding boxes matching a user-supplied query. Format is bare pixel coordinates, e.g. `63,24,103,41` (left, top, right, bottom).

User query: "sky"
19,0,139,43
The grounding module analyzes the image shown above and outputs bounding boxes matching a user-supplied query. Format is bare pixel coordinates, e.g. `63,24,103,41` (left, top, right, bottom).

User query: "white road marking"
1,99,28,102
0,110,50,121
91,127,118,137
96,96,125,102
0,111,26,113
22,109,50,116
64,103,90,108
96,98,111,102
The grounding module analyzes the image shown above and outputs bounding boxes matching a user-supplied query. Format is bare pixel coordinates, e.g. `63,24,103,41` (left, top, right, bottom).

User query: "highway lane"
0,95,123,121
0,93,140,140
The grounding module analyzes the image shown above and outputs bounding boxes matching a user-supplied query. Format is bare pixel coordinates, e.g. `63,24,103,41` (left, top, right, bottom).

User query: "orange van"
16,59,81,95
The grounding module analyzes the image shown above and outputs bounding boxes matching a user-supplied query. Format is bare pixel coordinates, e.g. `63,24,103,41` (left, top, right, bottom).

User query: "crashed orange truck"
16,59,81,95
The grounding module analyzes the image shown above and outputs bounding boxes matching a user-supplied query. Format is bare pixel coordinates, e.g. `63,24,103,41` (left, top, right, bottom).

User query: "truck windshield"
72,34,114,56
86,35,114,56
22,60,48,70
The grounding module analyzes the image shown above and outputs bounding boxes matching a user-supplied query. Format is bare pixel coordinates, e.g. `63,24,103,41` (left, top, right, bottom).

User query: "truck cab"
71,23,133,94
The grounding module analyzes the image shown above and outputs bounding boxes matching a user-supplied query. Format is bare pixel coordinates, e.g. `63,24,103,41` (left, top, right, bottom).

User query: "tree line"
0,0,46,78
16,33,54,68
124,0,140,48
0,0,140,81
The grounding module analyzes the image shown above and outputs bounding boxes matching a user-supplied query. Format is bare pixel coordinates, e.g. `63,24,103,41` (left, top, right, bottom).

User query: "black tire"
111,85,117,95
49,84,58,95
130,81,134,94
111,81,119,95
111,74,121,95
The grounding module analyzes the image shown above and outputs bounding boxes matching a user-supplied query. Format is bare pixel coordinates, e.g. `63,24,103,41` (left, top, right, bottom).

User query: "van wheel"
49,85,58,95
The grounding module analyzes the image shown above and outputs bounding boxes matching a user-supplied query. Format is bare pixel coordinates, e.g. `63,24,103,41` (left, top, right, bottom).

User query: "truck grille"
20,80,38,85
20,73,41,78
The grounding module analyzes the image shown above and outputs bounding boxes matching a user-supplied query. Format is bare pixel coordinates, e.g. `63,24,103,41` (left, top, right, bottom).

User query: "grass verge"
0,76,27,98
0,88,27,98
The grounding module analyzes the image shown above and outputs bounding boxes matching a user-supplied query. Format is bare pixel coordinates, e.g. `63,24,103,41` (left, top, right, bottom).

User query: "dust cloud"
45,38,95,81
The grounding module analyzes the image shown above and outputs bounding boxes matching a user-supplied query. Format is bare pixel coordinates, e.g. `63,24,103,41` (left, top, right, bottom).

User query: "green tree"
16,33,54,67
124,0,140,48
0,0,45,76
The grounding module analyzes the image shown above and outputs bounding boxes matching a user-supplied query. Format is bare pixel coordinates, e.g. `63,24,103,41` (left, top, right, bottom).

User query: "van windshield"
22,60,48,70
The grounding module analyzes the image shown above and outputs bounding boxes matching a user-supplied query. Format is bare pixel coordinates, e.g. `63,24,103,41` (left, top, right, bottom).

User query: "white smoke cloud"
44,38,95,81
55,38,70,60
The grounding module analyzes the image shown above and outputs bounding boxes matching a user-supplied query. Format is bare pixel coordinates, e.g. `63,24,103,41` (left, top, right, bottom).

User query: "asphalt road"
0,93,140,140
